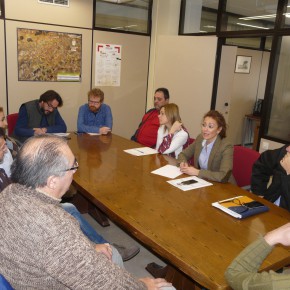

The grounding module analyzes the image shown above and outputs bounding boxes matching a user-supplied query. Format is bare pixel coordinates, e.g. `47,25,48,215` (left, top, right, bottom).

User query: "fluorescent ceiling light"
101,0,135,3
236,23,270,30
239,14,276,20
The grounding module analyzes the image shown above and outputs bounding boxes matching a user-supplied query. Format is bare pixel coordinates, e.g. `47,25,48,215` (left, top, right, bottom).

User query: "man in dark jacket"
14,90,67,143
251,144,290,211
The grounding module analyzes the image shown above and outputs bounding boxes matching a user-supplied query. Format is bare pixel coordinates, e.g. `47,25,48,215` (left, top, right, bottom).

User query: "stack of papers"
124,147,158,156
167,176,212,191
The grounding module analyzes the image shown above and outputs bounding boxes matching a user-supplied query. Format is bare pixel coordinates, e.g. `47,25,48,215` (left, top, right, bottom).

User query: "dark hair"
11,135,70,188
87,88,104,103
155,88,170,100
203,110,227,138
39,90,63,107
0,127,5,139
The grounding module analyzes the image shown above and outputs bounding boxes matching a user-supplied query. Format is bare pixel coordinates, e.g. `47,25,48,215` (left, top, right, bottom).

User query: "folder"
212,195,269,219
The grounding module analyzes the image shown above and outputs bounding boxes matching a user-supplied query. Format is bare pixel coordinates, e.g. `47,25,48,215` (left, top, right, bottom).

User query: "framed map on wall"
17,28,82,82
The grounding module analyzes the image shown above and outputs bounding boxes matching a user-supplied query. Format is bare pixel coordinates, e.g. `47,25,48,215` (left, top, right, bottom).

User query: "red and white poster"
95,43,121,86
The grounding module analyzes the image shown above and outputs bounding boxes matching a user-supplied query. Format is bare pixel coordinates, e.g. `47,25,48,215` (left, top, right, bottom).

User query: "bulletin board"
17,28,82,82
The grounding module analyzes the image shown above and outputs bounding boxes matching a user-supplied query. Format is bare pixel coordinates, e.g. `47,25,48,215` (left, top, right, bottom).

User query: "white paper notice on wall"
95,43,121,87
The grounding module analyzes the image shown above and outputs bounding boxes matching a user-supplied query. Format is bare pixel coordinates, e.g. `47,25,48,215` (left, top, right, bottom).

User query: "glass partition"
267,36,290,142
222,0,278,32
180,0,219,34
94,0,151,34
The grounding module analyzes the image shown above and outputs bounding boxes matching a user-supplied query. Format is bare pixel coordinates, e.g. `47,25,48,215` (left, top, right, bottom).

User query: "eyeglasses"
88,100,101,105
62,159,79,172
46,102,58,110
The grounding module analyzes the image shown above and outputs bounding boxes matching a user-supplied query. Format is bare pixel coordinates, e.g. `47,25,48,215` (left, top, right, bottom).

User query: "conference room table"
68,133,290,290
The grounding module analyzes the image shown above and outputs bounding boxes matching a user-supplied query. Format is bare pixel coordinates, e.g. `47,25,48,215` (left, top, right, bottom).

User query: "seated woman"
177,110,235,183
156,103,190,158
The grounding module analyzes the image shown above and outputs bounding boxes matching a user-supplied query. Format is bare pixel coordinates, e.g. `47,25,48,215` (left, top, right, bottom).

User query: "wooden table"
68,133,290,290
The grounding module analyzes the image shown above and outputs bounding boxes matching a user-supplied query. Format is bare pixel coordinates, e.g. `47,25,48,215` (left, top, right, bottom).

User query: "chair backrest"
7,113,19,136
233,145,260,188
0,274,14,289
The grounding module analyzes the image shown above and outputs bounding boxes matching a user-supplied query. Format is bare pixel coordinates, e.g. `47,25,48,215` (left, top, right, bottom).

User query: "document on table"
151,164,182,179
167,176,212,191
50,133,70,137
124,147,158,156
87,133,101,136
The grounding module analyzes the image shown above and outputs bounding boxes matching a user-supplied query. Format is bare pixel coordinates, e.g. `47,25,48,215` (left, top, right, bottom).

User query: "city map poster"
95,43,121,86
17,28,82,82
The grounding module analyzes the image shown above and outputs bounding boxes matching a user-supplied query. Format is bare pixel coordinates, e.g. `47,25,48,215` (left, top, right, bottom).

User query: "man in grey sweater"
0,135,174,290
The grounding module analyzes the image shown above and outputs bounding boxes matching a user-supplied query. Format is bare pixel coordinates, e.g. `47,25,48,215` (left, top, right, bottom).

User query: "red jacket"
132,109,159,148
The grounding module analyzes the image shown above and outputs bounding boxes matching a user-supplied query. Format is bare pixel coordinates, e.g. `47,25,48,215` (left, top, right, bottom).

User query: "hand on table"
180,162,200,176
33,128,47,135
99,127,111,135
264,223,290,247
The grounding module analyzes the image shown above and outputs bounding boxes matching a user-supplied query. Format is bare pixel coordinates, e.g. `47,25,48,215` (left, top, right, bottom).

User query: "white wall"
153,35,217,138
92,31,150,139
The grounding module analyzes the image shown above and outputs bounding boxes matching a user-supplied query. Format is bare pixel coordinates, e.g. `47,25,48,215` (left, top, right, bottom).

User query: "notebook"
212,195,269,219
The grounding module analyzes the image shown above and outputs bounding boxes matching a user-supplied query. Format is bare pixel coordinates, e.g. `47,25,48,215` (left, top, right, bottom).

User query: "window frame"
93,0,152,36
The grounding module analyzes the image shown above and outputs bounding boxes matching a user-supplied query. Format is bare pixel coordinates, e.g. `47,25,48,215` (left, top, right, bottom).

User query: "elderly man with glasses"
0,135,174,290
14,90,67,143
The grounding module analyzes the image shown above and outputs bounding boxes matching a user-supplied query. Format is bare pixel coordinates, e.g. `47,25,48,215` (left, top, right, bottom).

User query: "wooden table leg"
166,265,203,290
70,192,110,227
88,203,110,227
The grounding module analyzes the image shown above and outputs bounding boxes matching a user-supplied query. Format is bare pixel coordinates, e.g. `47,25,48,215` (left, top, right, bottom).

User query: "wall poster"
95,43,121,86
17,28,82,82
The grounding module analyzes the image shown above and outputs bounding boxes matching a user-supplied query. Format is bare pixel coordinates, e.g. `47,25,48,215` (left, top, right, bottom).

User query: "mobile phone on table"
180,179,198,185
243,201,264,208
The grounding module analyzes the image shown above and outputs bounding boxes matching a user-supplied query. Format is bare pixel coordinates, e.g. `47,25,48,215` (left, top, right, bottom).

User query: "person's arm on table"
45,110,67,133
225,223,290,290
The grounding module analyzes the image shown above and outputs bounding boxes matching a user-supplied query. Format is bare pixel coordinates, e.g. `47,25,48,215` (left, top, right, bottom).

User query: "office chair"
0,274,14,289
7,113,19,136
233,145,260,189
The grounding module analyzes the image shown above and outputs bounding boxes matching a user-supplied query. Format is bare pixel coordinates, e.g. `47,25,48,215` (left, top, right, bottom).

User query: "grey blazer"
177,134,235,184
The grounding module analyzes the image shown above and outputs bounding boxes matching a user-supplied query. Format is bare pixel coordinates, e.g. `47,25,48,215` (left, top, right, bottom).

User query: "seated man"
0,107,139,262
131,88,170,148
225,222,290,289
14,90,67,143
251,144,290,211
77,88,112,134
0,135,174,289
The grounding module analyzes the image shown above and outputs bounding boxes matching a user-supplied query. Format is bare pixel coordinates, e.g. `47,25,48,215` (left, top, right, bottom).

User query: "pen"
136,149,144,154
218,196,243,204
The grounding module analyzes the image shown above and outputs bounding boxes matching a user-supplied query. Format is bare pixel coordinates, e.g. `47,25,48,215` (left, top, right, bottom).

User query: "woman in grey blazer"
177,110,235,184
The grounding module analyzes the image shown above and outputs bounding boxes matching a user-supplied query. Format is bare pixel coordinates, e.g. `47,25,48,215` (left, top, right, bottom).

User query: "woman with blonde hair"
156,103,190,158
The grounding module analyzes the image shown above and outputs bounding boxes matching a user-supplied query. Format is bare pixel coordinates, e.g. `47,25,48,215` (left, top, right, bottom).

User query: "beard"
89,105,98,113
40,107,51,115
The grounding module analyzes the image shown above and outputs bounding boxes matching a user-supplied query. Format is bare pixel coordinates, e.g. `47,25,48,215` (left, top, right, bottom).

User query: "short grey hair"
11,135,71,188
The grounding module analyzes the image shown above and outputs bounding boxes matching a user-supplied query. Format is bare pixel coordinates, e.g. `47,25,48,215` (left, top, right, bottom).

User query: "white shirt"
156,125,188,158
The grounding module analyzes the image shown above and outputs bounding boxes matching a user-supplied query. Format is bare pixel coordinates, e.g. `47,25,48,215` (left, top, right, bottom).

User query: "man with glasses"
14,90,67,143
77,88,112,134
0,135,174,290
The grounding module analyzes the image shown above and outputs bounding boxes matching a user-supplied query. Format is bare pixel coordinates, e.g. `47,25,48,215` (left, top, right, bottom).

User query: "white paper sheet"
124,147,158,156
167,176,212,191
151,165,182,179
87,133,101,136
50,133,70,137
